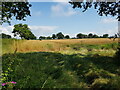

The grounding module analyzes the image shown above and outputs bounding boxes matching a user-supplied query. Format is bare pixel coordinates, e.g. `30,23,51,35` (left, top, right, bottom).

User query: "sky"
0,1,118,39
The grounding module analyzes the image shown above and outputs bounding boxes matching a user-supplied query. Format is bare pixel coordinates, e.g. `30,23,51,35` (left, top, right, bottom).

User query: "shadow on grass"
2,52,120,88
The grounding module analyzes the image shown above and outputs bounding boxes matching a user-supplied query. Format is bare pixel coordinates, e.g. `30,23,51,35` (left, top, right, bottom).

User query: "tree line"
0,33,12,39
39,32,70,40
0,30,117,40
39,32,118,40
0,24,118,40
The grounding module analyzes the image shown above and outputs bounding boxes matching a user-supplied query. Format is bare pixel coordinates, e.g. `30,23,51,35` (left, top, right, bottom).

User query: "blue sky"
0,1,118,39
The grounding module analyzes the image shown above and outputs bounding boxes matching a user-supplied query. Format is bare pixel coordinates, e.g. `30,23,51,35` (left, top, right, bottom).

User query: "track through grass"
1,38,120,89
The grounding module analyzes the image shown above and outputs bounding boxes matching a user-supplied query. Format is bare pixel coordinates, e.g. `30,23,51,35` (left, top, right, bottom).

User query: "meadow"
1,38,120,89
1,38,118,54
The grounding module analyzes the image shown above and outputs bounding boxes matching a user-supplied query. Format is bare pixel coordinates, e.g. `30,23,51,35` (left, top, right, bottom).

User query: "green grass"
69,43,118,50
1,39,120,89
2,39,25,54
2,51,120,89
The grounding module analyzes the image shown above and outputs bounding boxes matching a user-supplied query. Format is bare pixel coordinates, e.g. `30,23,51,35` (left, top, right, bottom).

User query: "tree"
0,33,11,39
92,34,99,38
69,0,120,21
52,34,56,39
71,37,76,39
56,32,64,39
77,33,89,38
88,33,93,38
12,24,36,40
1,1,31,25
39,36,46,40
46,36,52,39
82,34,88,38
65,35,70,39
103,34,109,38
76,33,83,38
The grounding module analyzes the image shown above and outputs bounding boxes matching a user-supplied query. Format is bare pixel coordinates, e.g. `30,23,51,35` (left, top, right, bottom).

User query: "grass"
1,38,118,54
2,52,120,89
1,38,120,89
1,39,25,55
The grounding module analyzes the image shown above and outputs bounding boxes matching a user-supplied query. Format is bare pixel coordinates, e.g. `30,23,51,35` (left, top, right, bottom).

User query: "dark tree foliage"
46,36,52,39
69,0,120,21
65,35,70,39
1,1,31,25
88,33,93,38
12,24,36,40
92,34,99,38
52,34,56,39
77,33,84,38
0,33,11,39
56,32,64,39
77,33,88,38
103,34,109,38
39,36,46,40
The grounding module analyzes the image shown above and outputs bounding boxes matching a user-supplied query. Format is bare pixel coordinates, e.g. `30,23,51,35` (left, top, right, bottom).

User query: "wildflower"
11,81,16,84
2,81,16,86
2,83,6,86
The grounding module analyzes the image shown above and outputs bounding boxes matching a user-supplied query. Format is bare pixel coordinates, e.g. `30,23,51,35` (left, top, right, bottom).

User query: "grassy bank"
2,52,120,89
1,38,120,89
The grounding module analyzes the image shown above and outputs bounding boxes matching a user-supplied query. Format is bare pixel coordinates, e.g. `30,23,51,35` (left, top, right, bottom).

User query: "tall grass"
0,39,2,55
2,38,118,54
2,39,25,54
1,38,120,89
2,52,120,88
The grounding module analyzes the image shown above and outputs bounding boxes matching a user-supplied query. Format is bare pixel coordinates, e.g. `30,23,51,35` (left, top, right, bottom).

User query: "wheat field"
1,38,117,54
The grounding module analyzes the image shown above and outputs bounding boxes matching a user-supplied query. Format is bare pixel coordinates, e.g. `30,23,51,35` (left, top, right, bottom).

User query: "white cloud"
101,18,118,24
29,26,59,38
0,25,59,39
51,2,77,17
0,26,14,37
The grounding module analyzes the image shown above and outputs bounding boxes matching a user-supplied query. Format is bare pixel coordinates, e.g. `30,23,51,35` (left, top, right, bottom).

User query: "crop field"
1,38,118,54
1,38,120,89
